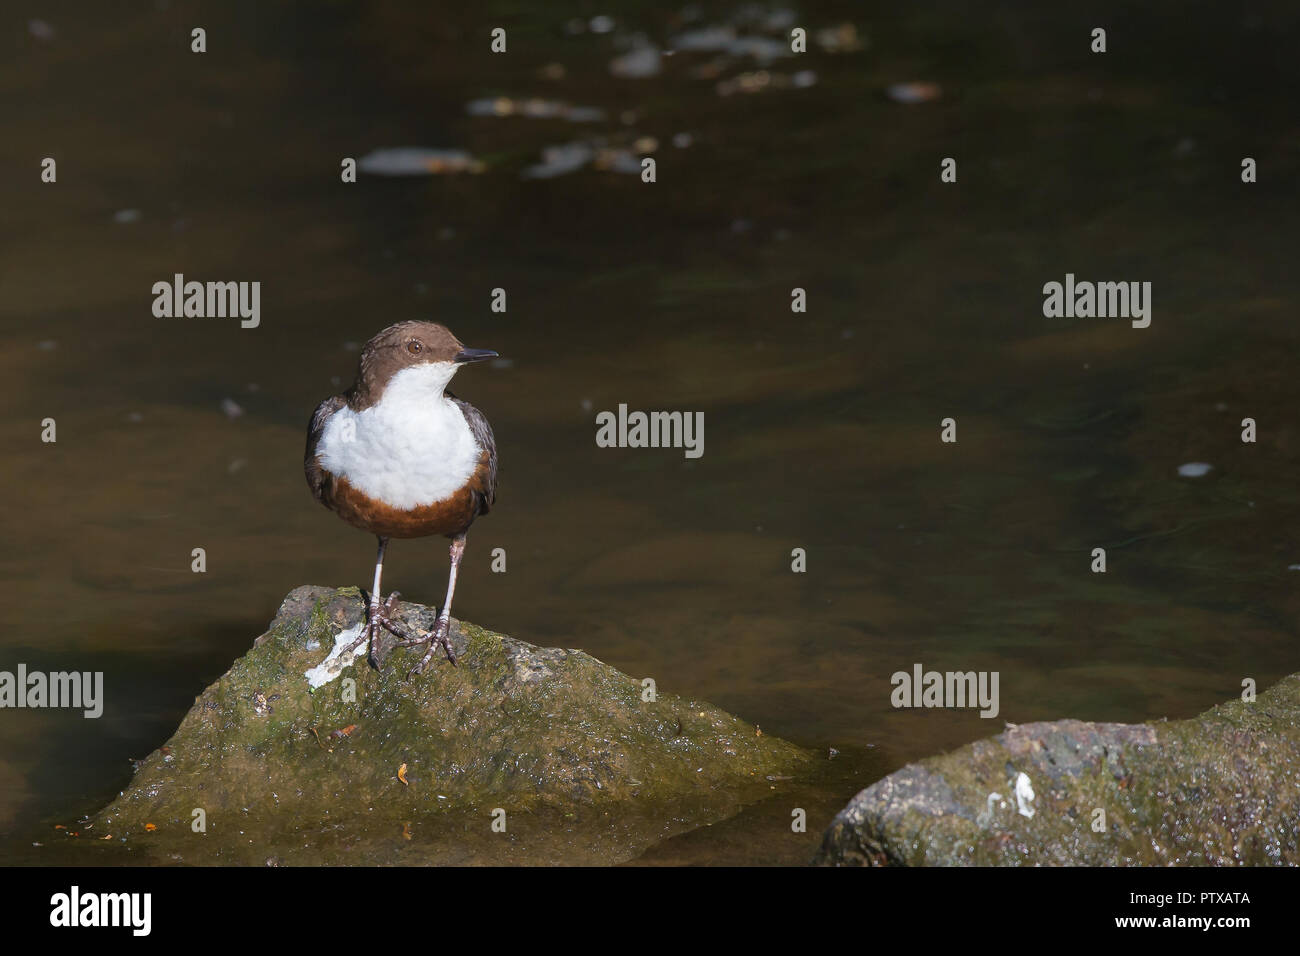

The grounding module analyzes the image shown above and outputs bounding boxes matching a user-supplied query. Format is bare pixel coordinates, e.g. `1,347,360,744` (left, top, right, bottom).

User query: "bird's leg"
338,536,420,667
403,534,465,674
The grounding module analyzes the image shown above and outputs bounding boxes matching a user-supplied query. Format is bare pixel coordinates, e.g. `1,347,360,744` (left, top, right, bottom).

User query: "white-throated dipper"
305,321,498,673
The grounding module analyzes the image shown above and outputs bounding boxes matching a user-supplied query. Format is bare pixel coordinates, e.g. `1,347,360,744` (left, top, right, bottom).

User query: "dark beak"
454,348,498,364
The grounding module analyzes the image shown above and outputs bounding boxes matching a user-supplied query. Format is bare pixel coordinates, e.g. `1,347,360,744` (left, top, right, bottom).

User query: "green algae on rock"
816,674,1300,865
92,586,809,865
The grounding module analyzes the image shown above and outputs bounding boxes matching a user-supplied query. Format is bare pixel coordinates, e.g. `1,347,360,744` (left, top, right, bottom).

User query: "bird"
304,321,498,674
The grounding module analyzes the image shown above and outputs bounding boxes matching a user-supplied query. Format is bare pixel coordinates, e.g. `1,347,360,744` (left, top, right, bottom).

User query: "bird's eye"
407,340,423,355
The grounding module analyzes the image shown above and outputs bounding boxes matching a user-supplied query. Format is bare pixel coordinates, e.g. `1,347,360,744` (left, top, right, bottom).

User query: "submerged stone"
816,674,1300,865
92,586,809,865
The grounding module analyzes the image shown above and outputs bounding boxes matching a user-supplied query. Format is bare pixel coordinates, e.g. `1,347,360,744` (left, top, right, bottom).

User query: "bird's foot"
399,614,457,676
341,592,421,668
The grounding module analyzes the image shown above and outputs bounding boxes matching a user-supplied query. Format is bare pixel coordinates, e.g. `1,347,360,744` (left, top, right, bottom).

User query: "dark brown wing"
304,394,347,504
450,395,497,515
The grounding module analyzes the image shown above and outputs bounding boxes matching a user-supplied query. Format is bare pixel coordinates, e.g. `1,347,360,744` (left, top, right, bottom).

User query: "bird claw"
400,617,457,677
336,593,421,668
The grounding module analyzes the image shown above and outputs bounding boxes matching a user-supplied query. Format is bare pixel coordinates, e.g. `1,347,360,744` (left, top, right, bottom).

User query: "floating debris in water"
728,35,790,64
522,139,648,178
522,142,595,179
670,25,791,64
593,147,642,174
718,71,767,96
815,23,865,53
610,43,662,78
358,148,484,176
887,82,942,104
671,25,737,53
566,106,606,122
716,69,816,96
589,15,615,34
466,97,606,122
689,56,731,80
1177,462,1213,477
113,208,141,224
28,19,56,40
220,398,245,420
759,9,797,31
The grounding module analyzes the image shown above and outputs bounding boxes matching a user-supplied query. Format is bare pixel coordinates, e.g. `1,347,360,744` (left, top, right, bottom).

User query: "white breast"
316,363,481,509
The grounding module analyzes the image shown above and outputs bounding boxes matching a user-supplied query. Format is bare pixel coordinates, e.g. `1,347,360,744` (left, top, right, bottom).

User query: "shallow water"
3,1,1299,864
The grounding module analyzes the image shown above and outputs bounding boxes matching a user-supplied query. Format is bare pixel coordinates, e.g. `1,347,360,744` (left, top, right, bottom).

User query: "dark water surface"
2,1,1298,864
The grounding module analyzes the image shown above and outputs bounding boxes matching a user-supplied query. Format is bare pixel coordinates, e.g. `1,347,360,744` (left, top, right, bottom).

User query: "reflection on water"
2,1,1299,864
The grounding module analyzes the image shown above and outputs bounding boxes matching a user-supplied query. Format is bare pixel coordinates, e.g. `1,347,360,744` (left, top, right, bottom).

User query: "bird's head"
351,320,497,406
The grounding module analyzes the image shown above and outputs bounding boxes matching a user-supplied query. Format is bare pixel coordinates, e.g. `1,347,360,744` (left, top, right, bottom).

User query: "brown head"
347,321,497,410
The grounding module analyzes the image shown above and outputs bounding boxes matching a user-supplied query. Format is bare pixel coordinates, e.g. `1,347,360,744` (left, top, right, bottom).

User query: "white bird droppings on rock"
1015,772,1035,818
304,624,367,689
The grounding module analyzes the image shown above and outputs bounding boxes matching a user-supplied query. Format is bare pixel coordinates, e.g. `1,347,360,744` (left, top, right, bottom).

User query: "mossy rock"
816,674,1300,865
92,586,810,864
